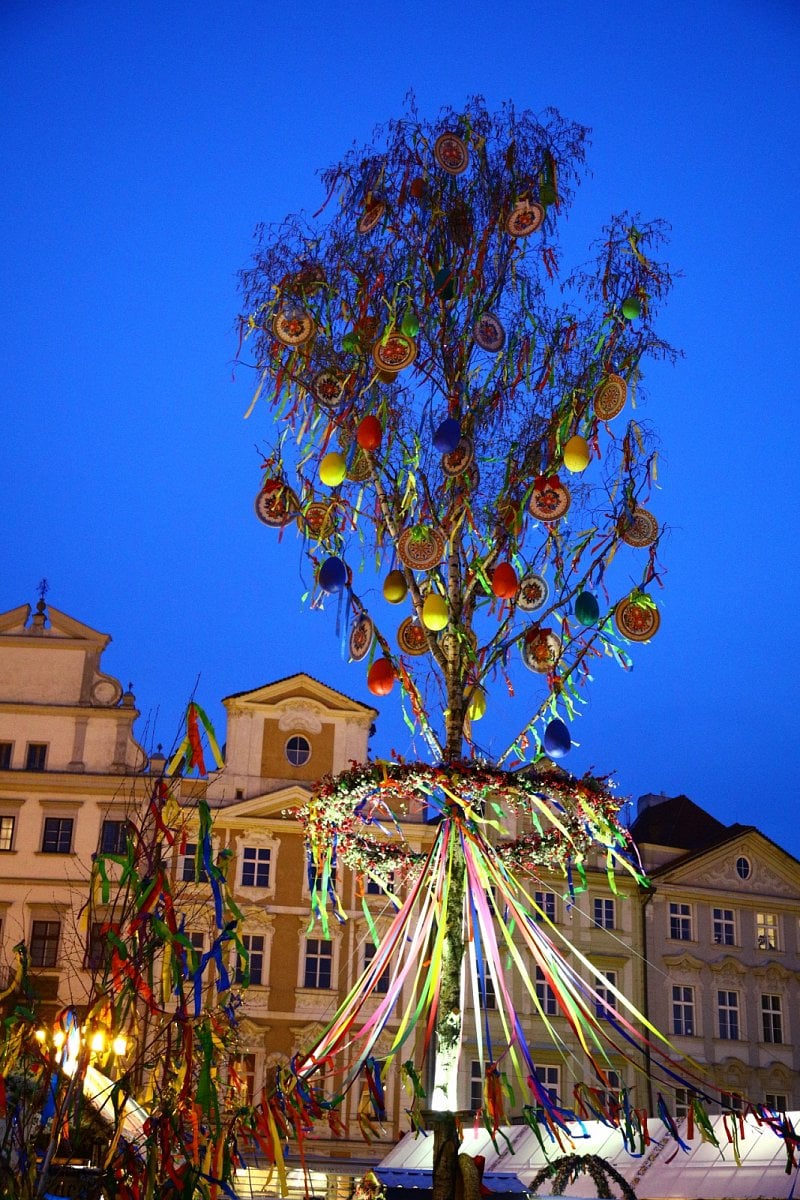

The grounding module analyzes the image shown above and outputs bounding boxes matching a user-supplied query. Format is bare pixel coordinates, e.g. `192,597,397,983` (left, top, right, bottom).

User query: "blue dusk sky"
1,2,798,850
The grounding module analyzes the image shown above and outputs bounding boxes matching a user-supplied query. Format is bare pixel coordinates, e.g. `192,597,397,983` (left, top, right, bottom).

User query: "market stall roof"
379,1114,800,1200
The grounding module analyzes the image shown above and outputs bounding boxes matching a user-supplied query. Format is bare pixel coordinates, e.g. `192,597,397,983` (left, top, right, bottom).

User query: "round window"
286,735,311,767
736,856,751,880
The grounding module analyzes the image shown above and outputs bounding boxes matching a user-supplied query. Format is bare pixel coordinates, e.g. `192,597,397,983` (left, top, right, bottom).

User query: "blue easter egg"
319,556,348,594
433,417,461,454
575,591,600,626
543,718,571,758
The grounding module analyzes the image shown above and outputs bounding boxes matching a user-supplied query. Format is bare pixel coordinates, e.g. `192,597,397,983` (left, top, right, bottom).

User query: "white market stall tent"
377,1113,800,1200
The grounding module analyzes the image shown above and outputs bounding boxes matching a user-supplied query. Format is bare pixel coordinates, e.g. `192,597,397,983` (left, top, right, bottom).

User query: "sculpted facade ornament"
277,700,323,734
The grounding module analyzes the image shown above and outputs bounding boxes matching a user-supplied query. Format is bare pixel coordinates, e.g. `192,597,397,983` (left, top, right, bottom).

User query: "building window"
0,742,12,769
304,938,333,989
674,1088,689,1119
766,1093,788,1113
366,872,394,895
672,985,695,1036
595,971,617,1020
761,994,783,1044
717,990,740,1040
598,1069,623,1110
30,920,60,968
669,902,692,941
712,908,735,946
470,1061,483,1113
41,817,73,854
533,1064,560,1109
180,843,208,883
285,735,311,767
231,1053,257,1104
188,931,205,965
534,891,556,922
100,819,128,855
363,942,390,994
0,815,15,851
241,846,271,889
756,912,779,951
481,972,497,1009
535,967,557,1017
720,1091,743,1113
237,934,265,986
593,898,615,930
26,743,48,771
736,856,751,880
86,921,118,972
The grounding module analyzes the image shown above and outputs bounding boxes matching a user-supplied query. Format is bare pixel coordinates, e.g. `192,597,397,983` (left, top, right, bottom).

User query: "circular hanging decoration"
422,593,449,631
318,556,348,594
528,477,571,522
357,199,386,235
614,594,661,641
543,718,571,758
291,263,326,293
563,435,591,473
442,435,475,477
367,658,396,696
619,506,659,548
346,449,372,483
254,480,300,528
397,617,428,657
594,373,627,421
397,525,446,571
349,614,374,662
302,500,336,539
517,572,549,612
383,570,408,604
372,333,417,373
473,312,506,352
311,369,346,409
575,591,600,626
433,417,461,454
272,310,315,347
521,626,562,673
506,199,545,237
434,131,469,175
319,451,347,487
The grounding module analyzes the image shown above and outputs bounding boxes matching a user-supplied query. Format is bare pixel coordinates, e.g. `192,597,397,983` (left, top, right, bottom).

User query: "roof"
630,794,731,851
222,671,377,715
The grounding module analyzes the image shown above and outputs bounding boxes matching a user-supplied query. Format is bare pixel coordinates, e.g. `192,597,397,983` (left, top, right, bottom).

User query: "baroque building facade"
1,598,798,1177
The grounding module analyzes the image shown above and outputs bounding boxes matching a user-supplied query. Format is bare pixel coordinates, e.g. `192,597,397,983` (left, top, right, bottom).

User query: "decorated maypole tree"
238,96,681,1190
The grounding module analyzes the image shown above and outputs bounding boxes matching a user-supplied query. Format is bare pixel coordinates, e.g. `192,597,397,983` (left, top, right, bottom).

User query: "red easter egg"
357,415,383,452
367,658,395,696
492,562,518,599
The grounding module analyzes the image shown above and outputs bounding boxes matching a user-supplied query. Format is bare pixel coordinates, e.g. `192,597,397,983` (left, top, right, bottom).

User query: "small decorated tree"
238,96,680,1197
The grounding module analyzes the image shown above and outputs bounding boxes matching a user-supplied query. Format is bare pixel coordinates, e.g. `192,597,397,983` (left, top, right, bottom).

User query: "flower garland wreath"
301,759,643,895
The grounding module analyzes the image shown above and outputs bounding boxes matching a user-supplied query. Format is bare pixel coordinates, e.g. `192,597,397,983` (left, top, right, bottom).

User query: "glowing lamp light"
52,1030,66,1049
422,593,448,631
112,1035,128,1057
89,1030,106,1054
367,658,395,696
34,1028,47,1044
383,570,408,603
356,415,383,452
319,452,346,487
491,562,518,599
563,435,590,473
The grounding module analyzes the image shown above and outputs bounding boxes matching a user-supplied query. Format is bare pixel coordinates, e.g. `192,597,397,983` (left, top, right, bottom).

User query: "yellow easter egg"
563,435,590,473
422,593,449,631
383,570,408,604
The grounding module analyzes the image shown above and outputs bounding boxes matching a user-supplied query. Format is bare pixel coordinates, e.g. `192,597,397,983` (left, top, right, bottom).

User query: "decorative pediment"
223,673,377,720
655,831,800,898
212,786,310,821
0,603,113,646
752,961,797,983
709,956,749,977
661,952,705,973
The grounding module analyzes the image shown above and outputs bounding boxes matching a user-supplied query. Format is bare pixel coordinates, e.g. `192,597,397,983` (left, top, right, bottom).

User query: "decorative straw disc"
272,310,315,347
619,507,659,548
434,132,469,175
517,573,549,612
442,435,475,477
614,595,661,641
302,501,336,539
527,479,571,522
397,617,428,657
506,200,545,237
521,627,562,673
349,614,374,662
357,200,386,235
397,525,446,571
255,481,300,528
473,312,506,352
595,373,627,421
291,264,326,293
311,369,346,409
372,333,417,373
346,449,372,483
